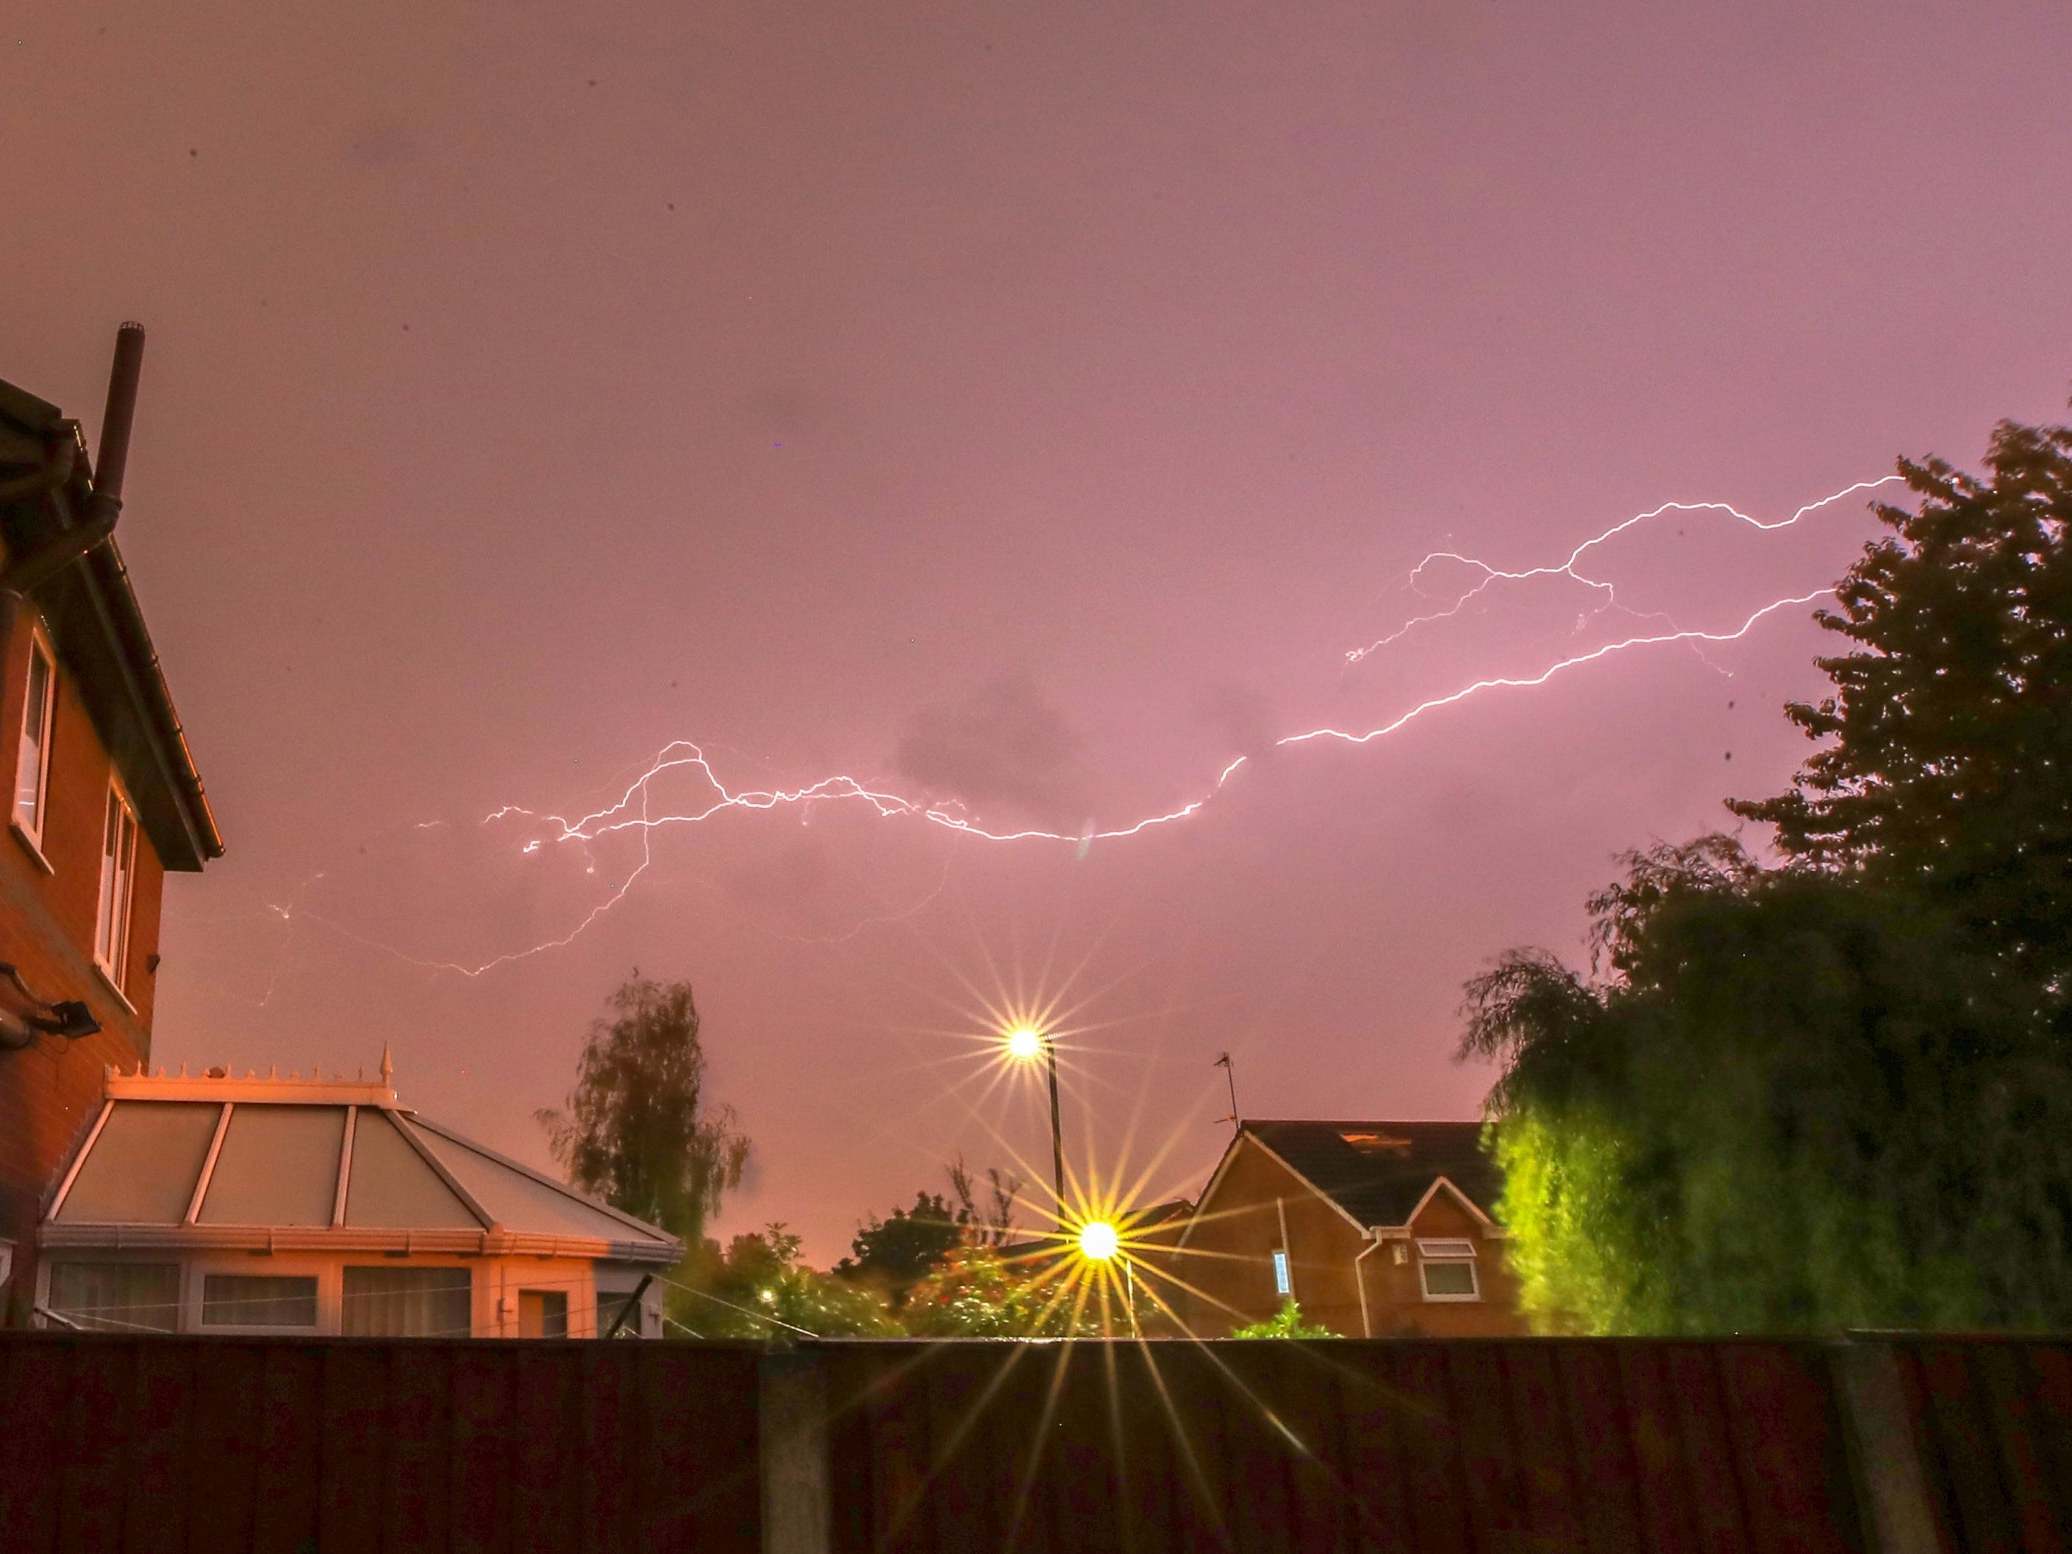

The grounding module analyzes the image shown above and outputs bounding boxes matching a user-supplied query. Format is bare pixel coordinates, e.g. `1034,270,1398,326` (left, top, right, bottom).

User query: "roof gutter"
0,324,222,863
0,323,140,596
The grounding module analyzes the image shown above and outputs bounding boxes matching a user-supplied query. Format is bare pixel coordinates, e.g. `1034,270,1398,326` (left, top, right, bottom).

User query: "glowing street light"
1005,1025,1043,1062
1004,1023,1067,1228
1076,1219,1120,1261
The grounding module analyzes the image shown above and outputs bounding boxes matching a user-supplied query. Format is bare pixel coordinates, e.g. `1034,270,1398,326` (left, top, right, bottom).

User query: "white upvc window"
1271,1248,1292,1297
342,1264,474,1337
200,1273,320,1332
1416,1237,1480,1302
94,783,139,987
44,1259,181,1332
13,632,56,850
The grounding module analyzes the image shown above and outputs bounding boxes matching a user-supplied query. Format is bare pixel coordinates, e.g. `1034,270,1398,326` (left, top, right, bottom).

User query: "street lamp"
1005,1024,1066,1228
1073,1217,1138,1336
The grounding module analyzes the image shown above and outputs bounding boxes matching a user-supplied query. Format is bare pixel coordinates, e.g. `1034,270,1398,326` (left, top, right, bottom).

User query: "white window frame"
93,779,139,992
597,1277,659,1339
192,1264,327,1336
1416,1237,1481,1302
341,1261,477,1338
1270,1248,1292,1298
40,1255,186,1333
12,628,57,860
517,1287,571,1339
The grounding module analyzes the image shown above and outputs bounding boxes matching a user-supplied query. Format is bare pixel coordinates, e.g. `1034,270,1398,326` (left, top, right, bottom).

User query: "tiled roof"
1242,1119,1501,1228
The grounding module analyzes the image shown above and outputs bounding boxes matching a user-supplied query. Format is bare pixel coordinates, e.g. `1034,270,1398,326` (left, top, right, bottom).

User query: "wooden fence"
1,1332,2065,1553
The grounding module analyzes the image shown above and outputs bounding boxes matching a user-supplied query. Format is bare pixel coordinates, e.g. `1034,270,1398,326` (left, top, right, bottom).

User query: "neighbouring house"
33,1057,679,1338
1173,1119,1526,1338
0,326,223,1323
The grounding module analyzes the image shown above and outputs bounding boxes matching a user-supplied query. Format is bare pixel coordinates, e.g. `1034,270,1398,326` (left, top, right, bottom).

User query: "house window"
1416,1238,1480,1301
342,1266,472,1337
598,1290,644,1337
1271,1248,1292,1297
518,1289,568,1338
45,1260,180,1332
94,785,139,985
202,1274,318,1329
13,635,55,848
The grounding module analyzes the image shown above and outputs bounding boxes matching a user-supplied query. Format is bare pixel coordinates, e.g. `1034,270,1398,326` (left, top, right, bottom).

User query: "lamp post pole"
1043,1034,1066,1232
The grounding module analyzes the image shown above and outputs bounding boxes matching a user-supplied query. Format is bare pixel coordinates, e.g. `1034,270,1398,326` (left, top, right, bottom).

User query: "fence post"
761,1348,834,1554
1829,1340,1940,1554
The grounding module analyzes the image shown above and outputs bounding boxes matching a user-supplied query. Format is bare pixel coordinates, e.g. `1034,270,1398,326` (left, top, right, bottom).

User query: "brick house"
1172,1120,1527,1337
0,327,223,1322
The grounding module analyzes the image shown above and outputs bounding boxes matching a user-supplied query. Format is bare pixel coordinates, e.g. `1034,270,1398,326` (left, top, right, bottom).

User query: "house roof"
0,375,221,869
1229,1119,1503,1231
38,1062,680,1265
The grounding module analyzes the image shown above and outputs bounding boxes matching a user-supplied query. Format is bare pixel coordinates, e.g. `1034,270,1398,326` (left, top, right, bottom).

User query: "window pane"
1421,1261,1478,1297
46,1261,180,1332
96,791,137,979
96,795,121,964
341,1265,472,1336
598,1292,644,1337
1415,1238,1476,1259
518,1289,568,1338
202,1274,317,1327
15,647,50,830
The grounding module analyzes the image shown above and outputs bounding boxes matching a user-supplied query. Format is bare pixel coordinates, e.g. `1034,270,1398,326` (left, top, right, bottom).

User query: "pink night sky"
7,1,2070,1259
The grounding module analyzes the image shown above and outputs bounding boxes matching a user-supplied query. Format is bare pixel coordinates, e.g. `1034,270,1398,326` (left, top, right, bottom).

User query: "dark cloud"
893,676,1097,831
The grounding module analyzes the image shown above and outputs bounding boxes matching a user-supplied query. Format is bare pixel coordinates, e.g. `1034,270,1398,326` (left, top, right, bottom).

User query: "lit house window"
1271,1248,1292,1297
94,785,139,986
1417,1238,1480,1301
13,635,55,847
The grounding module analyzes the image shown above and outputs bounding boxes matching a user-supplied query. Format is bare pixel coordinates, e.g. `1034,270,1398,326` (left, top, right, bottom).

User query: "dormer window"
13,632,56,852
94,784,139,987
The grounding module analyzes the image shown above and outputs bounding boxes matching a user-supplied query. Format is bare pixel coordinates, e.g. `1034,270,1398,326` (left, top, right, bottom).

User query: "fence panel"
7,1332,2072,1553
0,1334,763,1554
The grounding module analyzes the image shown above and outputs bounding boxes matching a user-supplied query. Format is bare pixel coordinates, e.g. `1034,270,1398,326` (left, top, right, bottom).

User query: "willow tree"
1464,843,2072,1334
537,974,750,1246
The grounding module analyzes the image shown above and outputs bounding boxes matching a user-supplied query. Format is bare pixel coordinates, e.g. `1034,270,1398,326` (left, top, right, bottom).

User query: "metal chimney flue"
93,321,147,513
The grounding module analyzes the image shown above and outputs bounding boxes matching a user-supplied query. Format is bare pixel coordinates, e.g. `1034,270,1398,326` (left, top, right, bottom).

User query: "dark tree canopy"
834,1157,1023,1305
536,975,750,1246
1464,840,2072,1333
673,1224,893,1340
1730,418,2072,1022
901,1246,1104,1338
833,1191,963,1303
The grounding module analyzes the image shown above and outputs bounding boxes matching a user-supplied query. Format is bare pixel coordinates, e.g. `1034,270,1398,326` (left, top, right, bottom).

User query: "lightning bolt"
282,475,1892,976
1343,475,1900,665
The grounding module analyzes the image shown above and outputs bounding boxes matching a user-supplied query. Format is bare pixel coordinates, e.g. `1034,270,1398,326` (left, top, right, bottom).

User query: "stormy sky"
7,0,2070,1257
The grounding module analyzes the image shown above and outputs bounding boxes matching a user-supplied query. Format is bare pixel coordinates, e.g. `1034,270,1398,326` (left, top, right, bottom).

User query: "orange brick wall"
0,598,168,1323
1176,1135,1530,1338
1176,1136,1373,1336
1361,1189,1526,1337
